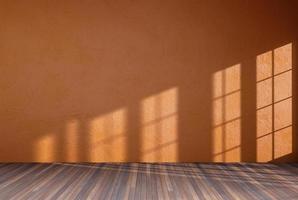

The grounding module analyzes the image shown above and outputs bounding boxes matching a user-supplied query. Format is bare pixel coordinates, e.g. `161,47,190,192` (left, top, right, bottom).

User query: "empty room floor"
0,163,297,200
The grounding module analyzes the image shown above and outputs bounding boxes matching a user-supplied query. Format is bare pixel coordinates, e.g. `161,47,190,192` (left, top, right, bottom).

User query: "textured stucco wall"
0,0,297,162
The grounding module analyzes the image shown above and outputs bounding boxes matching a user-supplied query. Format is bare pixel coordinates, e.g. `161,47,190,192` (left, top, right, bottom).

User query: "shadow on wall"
0,0,297,162
212,43,295,162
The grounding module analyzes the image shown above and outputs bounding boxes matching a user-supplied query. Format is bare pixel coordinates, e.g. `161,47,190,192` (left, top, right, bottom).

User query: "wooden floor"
0,163,297,200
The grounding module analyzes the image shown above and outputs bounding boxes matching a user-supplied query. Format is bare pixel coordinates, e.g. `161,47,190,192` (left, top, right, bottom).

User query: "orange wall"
0,0,297,162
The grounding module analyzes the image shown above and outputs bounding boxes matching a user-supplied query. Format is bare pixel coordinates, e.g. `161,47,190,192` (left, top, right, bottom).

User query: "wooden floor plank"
0,163,297,200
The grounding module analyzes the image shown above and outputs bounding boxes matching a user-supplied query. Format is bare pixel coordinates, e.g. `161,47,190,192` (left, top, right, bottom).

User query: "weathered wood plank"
0,163,296,200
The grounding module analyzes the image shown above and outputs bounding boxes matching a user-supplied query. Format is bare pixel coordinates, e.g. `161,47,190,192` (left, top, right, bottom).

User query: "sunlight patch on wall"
140,87,178,162
65,119,79,162
89,108,127,161
212,64,241,162
36,133,56,162
256,43,292,162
